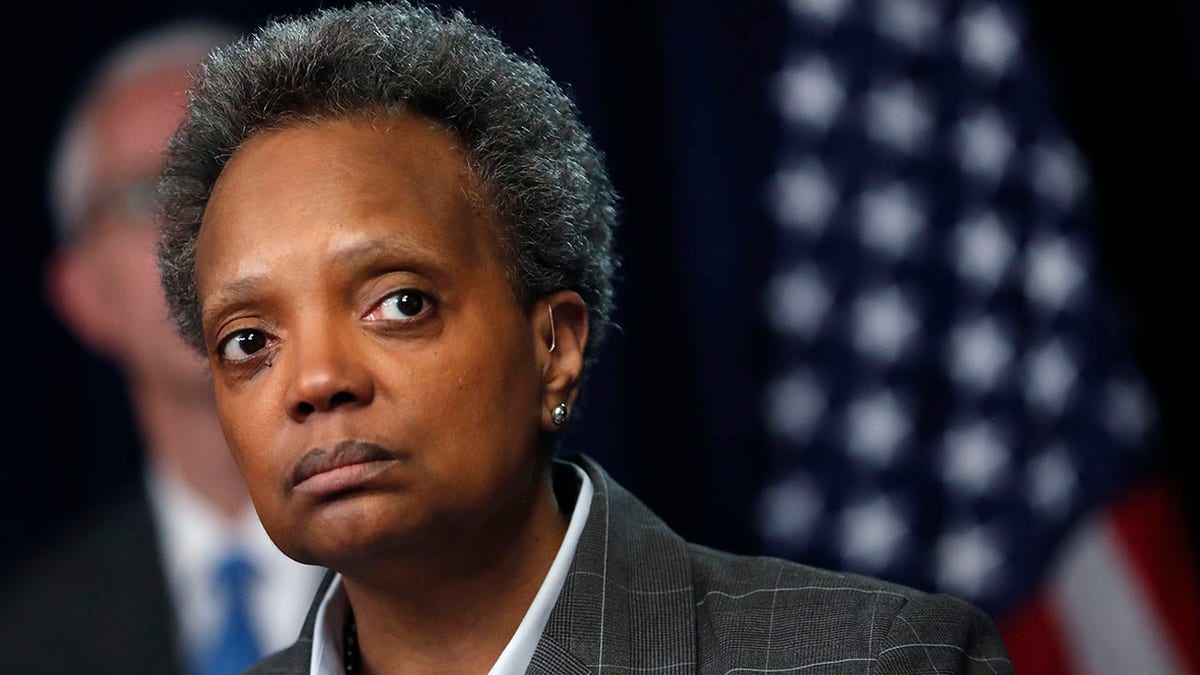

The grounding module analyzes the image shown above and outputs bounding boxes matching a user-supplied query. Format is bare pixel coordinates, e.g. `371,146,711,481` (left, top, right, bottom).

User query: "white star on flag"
788,0,851,26
942,419,1011,495
771,159,838,234
1025,235,1086,312
954,210,1016,290
874,0,940,52
865,79,934,155
766,262,833,338
858,183,927,257
947,315,1014,392
840,495,909,572
957,107,1015,182
937,524,1005,598
777,55,845,132
957,2,1019,79
852,285,920,363
844,389,911,466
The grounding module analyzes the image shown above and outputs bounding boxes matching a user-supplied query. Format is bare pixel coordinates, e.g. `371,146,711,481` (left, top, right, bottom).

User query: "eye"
217,329,271,362
365,289,432,322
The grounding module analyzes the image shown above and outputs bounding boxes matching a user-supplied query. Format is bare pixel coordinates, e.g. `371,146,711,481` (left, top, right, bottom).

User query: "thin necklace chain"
343,609,360,673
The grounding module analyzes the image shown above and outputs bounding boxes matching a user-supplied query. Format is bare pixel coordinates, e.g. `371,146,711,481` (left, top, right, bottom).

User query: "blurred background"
2,1,1197,673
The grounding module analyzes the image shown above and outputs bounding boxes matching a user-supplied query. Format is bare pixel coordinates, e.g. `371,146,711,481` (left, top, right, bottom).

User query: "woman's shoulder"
686,545,1013,674
688,543,926,604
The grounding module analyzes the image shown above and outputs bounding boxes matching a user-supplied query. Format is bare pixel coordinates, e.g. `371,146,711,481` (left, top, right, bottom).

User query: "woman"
157,2,1011,673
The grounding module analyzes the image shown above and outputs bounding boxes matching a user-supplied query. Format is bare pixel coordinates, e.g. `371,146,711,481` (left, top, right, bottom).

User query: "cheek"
213,385,276,485
376,336,529,473
425,328,541,460
211,382,308,552
221,415,294,539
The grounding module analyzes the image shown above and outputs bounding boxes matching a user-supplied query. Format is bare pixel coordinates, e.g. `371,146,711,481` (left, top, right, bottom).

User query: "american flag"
754,0,1200,672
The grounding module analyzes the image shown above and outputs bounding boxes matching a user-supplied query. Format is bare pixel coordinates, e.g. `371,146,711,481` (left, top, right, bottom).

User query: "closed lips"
292,439,399,488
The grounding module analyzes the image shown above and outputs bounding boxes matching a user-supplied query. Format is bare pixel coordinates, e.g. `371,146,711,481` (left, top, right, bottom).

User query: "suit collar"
529,455,697,674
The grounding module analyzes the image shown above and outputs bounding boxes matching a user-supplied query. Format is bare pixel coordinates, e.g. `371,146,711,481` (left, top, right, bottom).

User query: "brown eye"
219,329,270,361
367,289,431,321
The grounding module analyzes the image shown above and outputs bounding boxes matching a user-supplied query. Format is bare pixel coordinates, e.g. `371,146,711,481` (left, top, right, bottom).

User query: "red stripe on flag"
999,593,1076,675
1106,479,1200,673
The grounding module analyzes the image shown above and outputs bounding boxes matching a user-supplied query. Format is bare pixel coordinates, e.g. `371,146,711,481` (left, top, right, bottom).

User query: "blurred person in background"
0,19,323,675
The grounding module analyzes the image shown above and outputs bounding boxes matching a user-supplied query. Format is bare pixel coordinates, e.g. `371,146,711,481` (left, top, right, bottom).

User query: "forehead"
194,115,504,309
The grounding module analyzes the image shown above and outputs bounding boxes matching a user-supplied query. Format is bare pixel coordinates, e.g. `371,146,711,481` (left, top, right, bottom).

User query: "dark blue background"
2,1,1197,582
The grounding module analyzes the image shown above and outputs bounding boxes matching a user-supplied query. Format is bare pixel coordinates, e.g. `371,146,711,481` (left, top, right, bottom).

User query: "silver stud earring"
551,402,569,426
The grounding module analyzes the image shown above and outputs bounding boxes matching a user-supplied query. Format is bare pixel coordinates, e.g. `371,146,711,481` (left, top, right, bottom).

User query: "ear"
535,290,589,431
44,246,122,358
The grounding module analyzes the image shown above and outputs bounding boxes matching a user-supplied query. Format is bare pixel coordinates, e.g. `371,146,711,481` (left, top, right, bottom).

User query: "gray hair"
158,1,619,361
48,19,239,241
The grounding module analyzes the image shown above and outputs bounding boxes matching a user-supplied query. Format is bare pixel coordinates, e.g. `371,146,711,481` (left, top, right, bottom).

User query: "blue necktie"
196,551,263,675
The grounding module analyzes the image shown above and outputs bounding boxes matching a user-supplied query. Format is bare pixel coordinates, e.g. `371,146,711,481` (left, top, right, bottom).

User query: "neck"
128,374,250,521
343,465,568,675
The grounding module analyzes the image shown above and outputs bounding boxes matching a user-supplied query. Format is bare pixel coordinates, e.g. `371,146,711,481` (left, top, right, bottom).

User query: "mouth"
291,439,401,495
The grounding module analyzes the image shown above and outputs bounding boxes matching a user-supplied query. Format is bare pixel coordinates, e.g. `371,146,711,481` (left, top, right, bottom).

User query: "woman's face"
194,116,573,569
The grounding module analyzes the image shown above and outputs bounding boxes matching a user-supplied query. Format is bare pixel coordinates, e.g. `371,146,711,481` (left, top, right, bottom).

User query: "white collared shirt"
309,460,594,675
145,461,326,665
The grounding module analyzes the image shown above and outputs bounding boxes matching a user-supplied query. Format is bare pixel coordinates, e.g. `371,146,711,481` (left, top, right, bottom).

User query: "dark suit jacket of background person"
0,485,184,674
251,455,1013,674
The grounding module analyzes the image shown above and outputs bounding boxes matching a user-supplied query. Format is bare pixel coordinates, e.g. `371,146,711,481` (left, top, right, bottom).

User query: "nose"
283,327,374,422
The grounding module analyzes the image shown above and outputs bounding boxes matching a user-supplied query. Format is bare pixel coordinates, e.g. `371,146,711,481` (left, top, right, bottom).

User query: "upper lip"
291,439,399,488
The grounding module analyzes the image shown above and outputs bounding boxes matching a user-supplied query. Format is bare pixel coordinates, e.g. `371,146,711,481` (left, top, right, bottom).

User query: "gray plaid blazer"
247,455,1012,674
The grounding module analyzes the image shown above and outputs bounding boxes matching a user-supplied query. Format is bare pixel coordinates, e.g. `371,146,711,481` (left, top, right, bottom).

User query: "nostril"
293,389,362,419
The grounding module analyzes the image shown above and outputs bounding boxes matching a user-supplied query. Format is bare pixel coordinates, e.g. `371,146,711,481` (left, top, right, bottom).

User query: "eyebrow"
201,274,274,336
327,236,444,270
200,235,447,331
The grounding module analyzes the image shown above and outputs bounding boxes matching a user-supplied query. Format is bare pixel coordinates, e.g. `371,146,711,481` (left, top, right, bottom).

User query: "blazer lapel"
529,455,698,674
248,570,337,674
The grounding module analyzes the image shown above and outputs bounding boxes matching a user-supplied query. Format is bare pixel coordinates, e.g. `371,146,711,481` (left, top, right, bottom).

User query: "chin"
270,493,430,569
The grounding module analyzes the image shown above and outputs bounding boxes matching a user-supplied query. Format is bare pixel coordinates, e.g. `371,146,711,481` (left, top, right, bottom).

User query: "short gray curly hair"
158,1,618,358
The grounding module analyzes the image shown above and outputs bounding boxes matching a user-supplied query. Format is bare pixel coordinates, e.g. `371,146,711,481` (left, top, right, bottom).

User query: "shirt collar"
310,459,594,675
